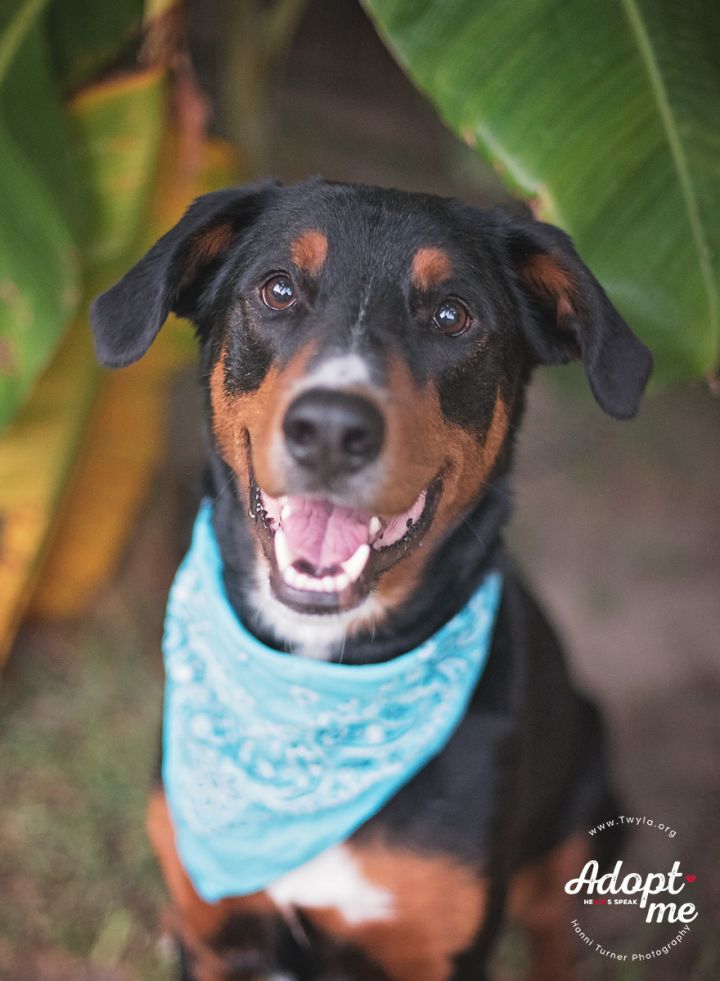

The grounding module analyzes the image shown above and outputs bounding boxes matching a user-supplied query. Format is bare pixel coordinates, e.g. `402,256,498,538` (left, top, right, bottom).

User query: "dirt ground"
1,2,719,978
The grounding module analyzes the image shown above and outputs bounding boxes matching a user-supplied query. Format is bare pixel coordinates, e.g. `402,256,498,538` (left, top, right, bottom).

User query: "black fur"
92,179,651,422
91,181,278,368
92,178,650,980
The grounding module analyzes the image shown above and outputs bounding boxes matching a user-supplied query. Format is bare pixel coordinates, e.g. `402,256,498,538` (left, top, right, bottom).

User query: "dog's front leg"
506,835,590,981
147,789,307,981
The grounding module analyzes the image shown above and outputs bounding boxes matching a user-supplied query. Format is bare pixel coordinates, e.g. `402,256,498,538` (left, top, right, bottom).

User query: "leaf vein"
621,0,718,355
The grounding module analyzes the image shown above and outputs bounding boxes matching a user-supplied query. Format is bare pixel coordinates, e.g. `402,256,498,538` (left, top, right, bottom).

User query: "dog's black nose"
283,389,384,477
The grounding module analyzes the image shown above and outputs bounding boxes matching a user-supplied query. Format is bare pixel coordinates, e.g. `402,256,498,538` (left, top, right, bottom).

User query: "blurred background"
0,1,718,979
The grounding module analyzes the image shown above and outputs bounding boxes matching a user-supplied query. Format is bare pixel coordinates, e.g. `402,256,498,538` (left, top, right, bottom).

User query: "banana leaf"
69,68,166,274
0,0,167,431
46,0,144,94
0,66,173,659
0,316,100,659
0,2,84,429
364,0,720,384
31,134,240,621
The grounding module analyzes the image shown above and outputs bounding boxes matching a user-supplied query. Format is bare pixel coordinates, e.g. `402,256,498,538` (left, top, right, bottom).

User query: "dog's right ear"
90,181,278,368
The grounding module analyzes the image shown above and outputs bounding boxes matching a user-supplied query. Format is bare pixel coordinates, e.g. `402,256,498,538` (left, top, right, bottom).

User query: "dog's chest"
267,844,395,925
162,512,502,902
264,838,488,981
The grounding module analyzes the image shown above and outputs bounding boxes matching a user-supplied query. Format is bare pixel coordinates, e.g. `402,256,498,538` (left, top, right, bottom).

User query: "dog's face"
92,179,651,639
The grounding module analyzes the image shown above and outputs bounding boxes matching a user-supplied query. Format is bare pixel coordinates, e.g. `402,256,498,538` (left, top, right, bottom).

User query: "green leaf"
0,117,82,428
364,0,720,384
68,69,167,275
45,0,144,94
0,2,83,429
0,8,87,237
0,1,168,431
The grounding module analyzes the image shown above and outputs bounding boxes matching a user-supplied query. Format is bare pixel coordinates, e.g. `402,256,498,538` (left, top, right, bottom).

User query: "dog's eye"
261,274,297,311
433,299,471,336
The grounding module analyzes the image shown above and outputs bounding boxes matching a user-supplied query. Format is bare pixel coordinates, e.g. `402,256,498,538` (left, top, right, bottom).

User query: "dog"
91,177,652,981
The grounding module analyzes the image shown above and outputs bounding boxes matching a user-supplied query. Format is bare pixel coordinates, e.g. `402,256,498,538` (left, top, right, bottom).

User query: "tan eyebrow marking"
290,229,328,276
411,246,454,291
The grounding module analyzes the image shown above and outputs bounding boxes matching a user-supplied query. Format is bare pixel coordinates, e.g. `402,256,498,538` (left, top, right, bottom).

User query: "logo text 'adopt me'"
565,860,698,925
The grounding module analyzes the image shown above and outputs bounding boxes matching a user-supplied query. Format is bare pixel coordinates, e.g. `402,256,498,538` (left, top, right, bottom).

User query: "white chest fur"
267,844,395,926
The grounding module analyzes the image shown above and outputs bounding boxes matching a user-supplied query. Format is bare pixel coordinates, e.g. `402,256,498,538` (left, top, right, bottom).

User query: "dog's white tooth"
321,576,336,591
281,504,292,521
341,544,370,583
368,516,382,538
283,565,302,588
297,573,315,591
274,530,296,572
333,572,350,592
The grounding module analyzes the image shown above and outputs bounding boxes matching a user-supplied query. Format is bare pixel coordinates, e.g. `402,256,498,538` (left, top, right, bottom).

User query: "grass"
0,604,172,980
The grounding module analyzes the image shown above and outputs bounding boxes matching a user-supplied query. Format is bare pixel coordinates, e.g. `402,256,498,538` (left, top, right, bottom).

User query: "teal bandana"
162,501,502,902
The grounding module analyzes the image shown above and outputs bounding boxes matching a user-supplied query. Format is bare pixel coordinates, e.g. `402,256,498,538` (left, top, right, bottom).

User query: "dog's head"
92,178,651,642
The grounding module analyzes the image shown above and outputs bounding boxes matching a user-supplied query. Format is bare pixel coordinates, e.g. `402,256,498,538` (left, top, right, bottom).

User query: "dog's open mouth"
250,469,442,614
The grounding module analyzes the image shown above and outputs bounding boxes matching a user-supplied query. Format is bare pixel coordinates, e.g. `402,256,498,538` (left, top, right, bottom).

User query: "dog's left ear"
506,216,652,419
91,180,278,368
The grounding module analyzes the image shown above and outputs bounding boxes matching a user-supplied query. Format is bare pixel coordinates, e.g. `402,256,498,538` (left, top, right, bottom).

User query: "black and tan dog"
91,178,651,981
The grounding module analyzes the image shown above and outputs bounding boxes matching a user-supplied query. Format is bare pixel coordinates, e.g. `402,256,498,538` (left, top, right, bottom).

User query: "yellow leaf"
28,136,240,624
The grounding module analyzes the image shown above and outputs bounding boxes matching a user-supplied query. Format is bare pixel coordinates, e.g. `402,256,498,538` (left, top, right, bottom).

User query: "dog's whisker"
211,467,236,505
337,631,347,664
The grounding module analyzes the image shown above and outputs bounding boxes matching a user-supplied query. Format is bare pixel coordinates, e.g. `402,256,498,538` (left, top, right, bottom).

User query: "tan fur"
306,838,487,981
508,834,589,981
146,789,276,980
411,246,453,291
519,253,576,323
210,341,317,502
373,358,508,608
291,229,328,276
182,223,235,286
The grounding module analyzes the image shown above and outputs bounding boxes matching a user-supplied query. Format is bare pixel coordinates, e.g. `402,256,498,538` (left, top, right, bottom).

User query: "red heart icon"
685,874,696,883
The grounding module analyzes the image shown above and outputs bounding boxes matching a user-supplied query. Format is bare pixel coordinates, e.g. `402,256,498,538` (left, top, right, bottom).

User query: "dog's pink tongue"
283,498,369,569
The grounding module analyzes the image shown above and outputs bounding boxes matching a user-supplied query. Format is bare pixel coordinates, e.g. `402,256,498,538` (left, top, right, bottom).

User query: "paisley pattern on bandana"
162,501,502,901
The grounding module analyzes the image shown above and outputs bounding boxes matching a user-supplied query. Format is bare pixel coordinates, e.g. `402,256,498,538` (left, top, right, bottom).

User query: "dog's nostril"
287,419,317,448
343,426,372,457
283,389,384,477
